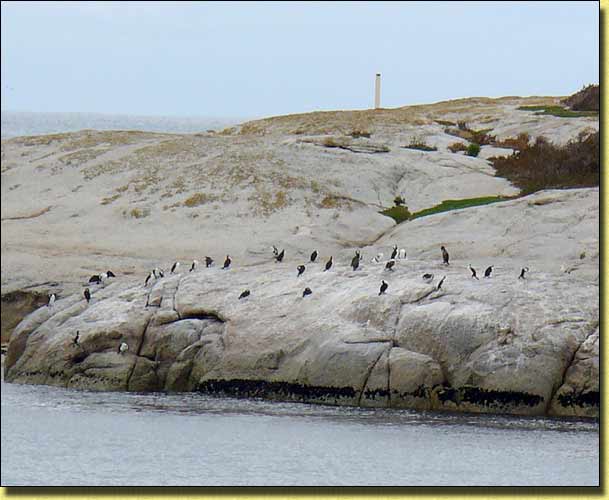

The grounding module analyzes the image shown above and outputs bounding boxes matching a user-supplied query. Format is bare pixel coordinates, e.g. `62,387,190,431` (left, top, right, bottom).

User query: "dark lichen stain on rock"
557,391,599,408
198,378,357,402
460,386,543,408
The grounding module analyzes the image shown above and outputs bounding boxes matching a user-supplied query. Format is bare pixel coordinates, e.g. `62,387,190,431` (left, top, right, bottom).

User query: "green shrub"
380,205,411,224
467,143,481,157
517,105,597,118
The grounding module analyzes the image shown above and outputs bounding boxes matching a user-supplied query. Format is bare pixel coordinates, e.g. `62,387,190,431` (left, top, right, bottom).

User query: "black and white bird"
238,289,250,300
297,265,306,277
519,267,529,279
379,280,389,295
145,272,153,286
484,265,493,278
89,274,102,284
48,294,56,307
422,273,434,283
170,261,180,274
189,260,198,272
223,255,231,269
385,260,396,271
324,256,333,271
118,342,129,354
205,256,214,268
469,265,479,280
106,270,116,278
303,287,313,297
391,245,398,260
73,331,80,347
152,267,164,279
275,249,285,263
84,288,91,303
441,246,450,266
310,250,318,263
351,250,361,271
272,245,279,256
371,253,384,264
437,276,446,290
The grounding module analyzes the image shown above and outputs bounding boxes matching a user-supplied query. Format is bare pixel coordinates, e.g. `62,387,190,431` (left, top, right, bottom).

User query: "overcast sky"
0,1,600,119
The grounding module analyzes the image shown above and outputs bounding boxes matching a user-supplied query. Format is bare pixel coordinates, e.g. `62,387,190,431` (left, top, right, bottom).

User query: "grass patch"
517,105,598,118
123,207,150,219
183,192,217,207
410,196,512,219
100,194,121,205
448,142,468,153
403,136,437,152
380,206,412,223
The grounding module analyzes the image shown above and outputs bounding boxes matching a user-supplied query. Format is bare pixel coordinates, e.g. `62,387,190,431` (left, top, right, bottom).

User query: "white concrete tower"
374,73,381,109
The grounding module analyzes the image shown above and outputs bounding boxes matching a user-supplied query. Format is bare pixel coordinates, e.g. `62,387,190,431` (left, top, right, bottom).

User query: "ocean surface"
0,111,600,487
1,110,249,139
1,372,599,487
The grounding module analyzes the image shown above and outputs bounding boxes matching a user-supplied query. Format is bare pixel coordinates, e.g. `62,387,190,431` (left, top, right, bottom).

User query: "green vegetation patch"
517,105,598,118
380,206,412,224
402,143,437,152
410,196,512,219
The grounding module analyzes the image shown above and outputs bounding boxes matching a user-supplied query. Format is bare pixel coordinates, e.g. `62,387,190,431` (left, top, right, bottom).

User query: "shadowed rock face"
4,188,598,418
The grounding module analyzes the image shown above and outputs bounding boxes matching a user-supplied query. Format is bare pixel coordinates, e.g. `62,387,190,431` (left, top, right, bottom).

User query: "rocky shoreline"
1,97,599,419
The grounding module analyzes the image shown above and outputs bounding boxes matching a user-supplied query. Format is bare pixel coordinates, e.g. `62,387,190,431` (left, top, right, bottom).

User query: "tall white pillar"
374,73,381,109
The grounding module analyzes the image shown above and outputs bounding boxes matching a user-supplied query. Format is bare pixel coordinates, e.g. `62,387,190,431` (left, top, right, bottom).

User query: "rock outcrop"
1,96,599,418
4,188,599,418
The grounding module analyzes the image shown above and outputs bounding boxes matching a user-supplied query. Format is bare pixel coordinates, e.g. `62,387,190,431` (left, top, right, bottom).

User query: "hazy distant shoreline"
1,110,250,139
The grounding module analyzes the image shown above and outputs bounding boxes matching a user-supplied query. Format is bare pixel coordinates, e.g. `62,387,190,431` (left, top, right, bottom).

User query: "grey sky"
0,1,600,119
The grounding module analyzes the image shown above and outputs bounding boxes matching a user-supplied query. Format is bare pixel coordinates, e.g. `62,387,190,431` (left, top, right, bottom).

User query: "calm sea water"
1,110,248,139
1,372,599,487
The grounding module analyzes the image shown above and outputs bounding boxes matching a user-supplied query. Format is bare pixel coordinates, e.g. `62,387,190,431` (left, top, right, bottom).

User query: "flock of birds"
46,243,531,355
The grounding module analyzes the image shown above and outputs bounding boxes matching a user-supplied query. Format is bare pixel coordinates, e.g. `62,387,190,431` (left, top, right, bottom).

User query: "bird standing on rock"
469,265,479,280
379,280,389,295
391,245,398,260
275,249,285,262
441,246,450,265
205,256,214,268
303,287,313,297
519,267,529,279
223,255,231,269
310,250,318,263
324,256,333,271
437,276,446,290
484,266,493,278
73,331,80,347
190,260,198,272
351,250,361,271
385,260,396,271
171,261,180,274
84,288,91,303
48,294,56,307
239,289,250,300
422,273,434,283
297,265,306,277
118,342,129,354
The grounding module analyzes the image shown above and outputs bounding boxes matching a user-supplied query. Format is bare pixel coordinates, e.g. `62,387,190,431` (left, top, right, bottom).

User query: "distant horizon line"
0,89,591,121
